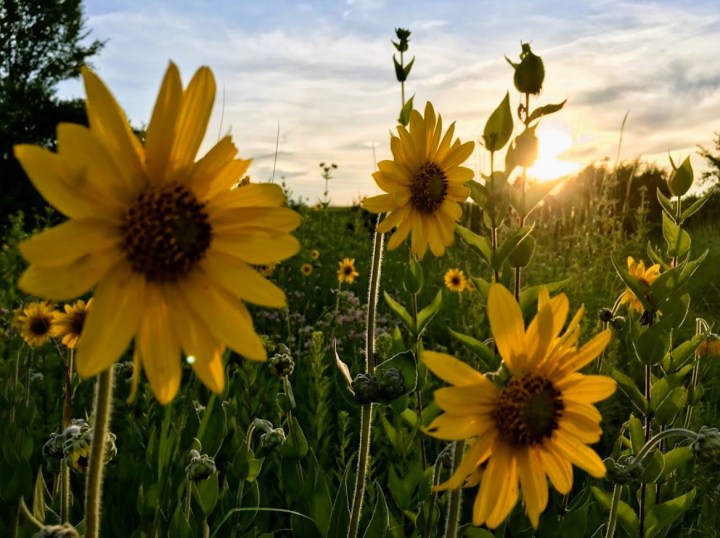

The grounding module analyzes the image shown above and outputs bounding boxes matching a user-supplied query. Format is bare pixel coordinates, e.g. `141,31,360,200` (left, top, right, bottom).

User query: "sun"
528,124,582,182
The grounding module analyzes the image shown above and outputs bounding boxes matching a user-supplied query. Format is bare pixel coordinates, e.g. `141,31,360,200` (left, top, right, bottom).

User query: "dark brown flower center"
120,182,211,283
451,276,461,286
410,162,447,214
69,309,87,337
30,316,51,336
344,266,353,275
492,374,564,447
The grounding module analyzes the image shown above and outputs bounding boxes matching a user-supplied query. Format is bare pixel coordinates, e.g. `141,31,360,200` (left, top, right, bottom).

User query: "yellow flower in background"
257,263,277,277
301,263,313,276
52,298,92,349
698,334,720,358
17,301,55,347
444,268,467,293
619,256,660,313
423,284,615,529
310,249,320,260
362,102,474,259
337,258,359,284
14,63,301,404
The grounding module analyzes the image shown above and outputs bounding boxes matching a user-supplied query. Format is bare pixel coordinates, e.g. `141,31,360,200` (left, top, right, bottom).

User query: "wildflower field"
3,21,720,538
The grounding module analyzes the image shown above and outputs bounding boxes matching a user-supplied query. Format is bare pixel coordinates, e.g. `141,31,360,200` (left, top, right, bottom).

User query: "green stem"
18,497,43,530
444,440,465,538
84,367,115,538
633,427,696,465
348,222,384,538
409,279,427,470
424,461,442,538
604,483,621,538
185,479,192,521
685,318,709,428
60,462,70,523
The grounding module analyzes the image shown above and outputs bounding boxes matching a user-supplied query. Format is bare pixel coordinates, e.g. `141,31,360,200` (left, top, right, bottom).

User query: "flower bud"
512,43,545,95
352,372,378,404
667,156,693,197
691,426,720,463
259,427,286,450
377,367,405,400
598,308,614,323
269,350,295,378
185,450,216,481
604,455,643,485
610,316,626,331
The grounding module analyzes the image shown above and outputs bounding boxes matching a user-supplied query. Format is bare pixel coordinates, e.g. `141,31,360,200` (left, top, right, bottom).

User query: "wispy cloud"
58,0,720,203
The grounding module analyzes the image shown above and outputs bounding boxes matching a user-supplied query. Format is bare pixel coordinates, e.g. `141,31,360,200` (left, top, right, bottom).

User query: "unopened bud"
610,316,626,331
691,426,720,463
352,372,378,404
185,450,216,481
377,367,405,400
512,42,545,95
259,428,286,450
33,523,80,538
598,308,614,323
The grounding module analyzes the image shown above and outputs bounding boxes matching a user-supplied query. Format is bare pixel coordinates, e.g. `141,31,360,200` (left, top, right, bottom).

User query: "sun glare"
528,125,582,182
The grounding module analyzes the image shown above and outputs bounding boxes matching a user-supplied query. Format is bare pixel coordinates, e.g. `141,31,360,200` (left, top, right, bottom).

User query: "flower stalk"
444,440,465,538
84,366,115,538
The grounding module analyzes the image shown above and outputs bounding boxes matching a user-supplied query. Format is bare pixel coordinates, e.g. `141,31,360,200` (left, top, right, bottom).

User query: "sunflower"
14,63,301,404
444,268,467,293
17,301,55,347
362,102,474,259
52,299,92,349
337,258,359,284
301,263,313,276
310,249,320,260
618,256,660,313
257,263,277,277
423,284,615,528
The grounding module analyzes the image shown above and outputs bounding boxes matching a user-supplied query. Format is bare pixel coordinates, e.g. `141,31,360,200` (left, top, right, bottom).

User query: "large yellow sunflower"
14,63,301,404
337,257,359,284
362,102,474,258
423,284,615,528
52,298,92,350
17,301,55,347
618,256,660,313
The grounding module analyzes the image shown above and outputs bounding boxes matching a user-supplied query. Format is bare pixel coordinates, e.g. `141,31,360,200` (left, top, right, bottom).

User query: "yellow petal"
211,206,302,234
180,272,266,360
363,193,395,213
210,183,285,208
435,431,496,491
211,232,300,265
424,414,489,440
137,286,182,404
201,249,286,307
422,351,489,386
170,66,216,169
433,384,497,415
13,145,108,219
537,442,573,494
187,139,246,200
560,330,612,373
557,374,617,404
19,219,119,267
518,448,548,528
145,62,183,182
488,284,527,373
552,431,607,478
475,440,519,528
18,247,123,301
191,349,226,394
75,263,145,377
82,67,145,191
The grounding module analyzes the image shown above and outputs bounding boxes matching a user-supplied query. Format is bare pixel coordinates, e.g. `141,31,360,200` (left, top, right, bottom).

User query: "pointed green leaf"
402,257,423,295
417,291,442,336
657,188,676,220
632,315,673,365
398,95,414,127
507,235,535,268
611,369,647,415
640,449,665,483
667,156,693,197
170,502,194,538
192,471,219,515
681,190,712,222
493,225,534,271
456,225,493,266
628,414,645,454
393,56,405,82
591,487,639,538
403,57,415,79
526,99,567,124
468,275,491,300
659,447,693,480
362,482,389,538
33,469,47,523
468,180,488,206
483,92,514,152
654,387,687,426
662,211,691,259
645,489,696,537
384,291,415,334
328,467,351,538
448,329,497,370
646,241,671,271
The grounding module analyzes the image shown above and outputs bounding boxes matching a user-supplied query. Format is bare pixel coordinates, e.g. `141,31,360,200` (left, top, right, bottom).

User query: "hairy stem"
604,483,621,538
444,440,465,538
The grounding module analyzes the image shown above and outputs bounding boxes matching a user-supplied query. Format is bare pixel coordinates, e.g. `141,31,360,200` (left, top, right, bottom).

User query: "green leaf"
291,515,324,538
656,188,675,220
611,369,647,415
650,250,708,308
393,56,405,82
628,414,645,454
328,468,351,538
526,99,567,124
681,190,712,221
482,91,514,152
403,57,415,79
493,225,534,271
646,241,671,272
654,387,687,426
515,175,567,218
659,447,693,480
518,280,568,316
662,211,691,259
667,155,694,197
170,502,194,538
193,472,219,515
398,95,414,127
384,291,415,334
33,468,47,523
416,291,442,336
238,456,264,482
559,495,589,537
591,487,639,538
668,332,706,371
468,180,488,206
645,488,695,537
448,329,497,370
507,235,535,268
402,257,423,295
362,482,390,538
468,275,491,300
640,449,665,483
286,415,309,458
456,225,493,266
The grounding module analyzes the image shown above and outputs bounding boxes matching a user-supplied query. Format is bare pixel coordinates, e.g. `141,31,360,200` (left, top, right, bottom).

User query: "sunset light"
528,125,583,182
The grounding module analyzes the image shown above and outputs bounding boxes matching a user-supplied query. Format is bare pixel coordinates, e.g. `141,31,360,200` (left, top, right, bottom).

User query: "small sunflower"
423,284,615,529
17,301,55,347
14,63,301,404
362,102,474,259
257,263,277,277
444,268,467,293
52,299,92,349
301,263,313,276
619,256,660,313
310,249,320,260
337,258,359,284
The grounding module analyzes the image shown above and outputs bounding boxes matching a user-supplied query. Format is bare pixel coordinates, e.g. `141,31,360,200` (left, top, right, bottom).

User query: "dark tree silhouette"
0,0,103,229
697,131,720,190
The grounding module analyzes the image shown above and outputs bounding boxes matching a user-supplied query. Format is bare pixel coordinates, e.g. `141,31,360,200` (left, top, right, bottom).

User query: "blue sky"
59,0,720,204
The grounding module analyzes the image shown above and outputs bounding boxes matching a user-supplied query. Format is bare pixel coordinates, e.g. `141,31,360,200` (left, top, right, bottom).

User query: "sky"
58,0,720,205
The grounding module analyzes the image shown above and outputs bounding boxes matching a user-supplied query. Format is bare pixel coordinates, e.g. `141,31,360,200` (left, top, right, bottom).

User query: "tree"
0,0,104,229
697,131,720,190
